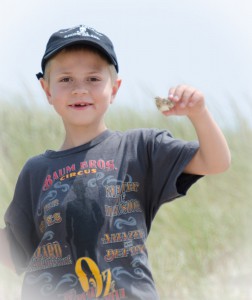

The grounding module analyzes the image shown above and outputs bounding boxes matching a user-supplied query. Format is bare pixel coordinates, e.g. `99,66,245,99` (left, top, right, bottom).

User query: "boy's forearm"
186,108,231,175
0,228,15,270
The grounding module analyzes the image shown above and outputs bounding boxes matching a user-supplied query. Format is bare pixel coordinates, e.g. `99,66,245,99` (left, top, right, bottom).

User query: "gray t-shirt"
4,129,202,300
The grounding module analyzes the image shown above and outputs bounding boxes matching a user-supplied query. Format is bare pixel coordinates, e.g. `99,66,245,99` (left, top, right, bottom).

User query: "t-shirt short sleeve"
147,129,202,213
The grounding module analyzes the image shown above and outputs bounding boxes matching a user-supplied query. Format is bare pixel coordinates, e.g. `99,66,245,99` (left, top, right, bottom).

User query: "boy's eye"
87,77,100,82
60,77,71,82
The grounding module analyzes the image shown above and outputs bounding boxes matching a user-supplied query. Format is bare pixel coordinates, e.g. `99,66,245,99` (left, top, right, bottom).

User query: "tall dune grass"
0,96,251,299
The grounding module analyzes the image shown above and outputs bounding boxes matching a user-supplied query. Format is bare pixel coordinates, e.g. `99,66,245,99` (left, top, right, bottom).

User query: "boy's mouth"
69,102,92,108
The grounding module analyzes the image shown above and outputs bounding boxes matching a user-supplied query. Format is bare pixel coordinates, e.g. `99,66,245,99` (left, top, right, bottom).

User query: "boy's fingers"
180,87,196,107
188,90,204,107
168,85,204,109
168,85,185,104
170,85,195,106
168,87,176,99
171,85,185,99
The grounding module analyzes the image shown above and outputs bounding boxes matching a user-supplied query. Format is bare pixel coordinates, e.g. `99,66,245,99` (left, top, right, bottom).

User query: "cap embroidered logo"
62,25,103,41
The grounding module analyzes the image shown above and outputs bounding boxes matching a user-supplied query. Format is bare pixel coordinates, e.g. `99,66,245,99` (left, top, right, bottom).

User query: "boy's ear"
39,78,52,104
110,79,122,103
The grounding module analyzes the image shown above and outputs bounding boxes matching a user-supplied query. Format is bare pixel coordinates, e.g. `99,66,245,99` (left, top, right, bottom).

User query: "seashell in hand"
155,96,175,112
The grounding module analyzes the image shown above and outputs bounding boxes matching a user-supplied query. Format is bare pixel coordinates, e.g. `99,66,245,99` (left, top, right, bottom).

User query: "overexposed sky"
0,0,251,125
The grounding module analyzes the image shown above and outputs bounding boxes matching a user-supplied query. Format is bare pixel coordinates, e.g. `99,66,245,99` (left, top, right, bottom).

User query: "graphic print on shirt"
24,158,148,299
97,173,148,291
42,159,116,191
69,172,147,299
27,230,72,272
65,178,105,263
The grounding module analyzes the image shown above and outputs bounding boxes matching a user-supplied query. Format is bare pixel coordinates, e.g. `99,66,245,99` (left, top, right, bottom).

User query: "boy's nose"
72,82,88,94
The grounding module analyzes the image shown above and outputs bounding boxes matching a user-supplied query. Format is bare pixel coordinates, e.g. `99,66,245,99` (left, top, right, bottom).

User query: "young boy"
0,25,231,300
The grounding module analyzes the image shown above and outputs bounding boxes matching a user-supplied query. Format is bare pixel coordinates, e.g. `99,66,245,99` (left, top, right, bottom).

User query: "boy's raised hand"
161,84,231,175
162,85,206,118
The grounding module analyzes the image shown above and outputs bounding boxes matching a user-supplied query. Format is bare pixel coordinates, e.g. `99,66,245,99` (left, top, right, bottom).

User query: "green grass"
0,97,251,299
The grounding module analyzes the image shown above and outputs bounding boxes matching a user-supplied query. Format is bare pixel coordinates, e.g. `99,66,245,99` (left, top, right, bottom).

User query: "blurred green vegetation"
0,96,251,299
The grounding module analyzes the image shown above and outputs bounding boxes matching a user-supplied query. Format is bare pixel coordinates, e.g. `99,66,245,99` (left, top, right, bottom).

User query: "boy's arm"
184,107,231,175
0,227,15,270
162,85,231,175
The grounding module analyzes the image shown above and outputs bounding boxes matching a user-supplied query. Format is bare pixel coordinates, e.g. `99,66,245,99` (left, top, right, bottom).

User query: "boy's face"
40,49,121,131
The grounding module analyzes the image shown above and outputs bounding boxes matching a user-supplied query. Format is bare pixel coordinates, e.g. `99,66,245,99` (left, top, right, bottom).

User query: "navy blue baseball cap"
36,25,119,79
